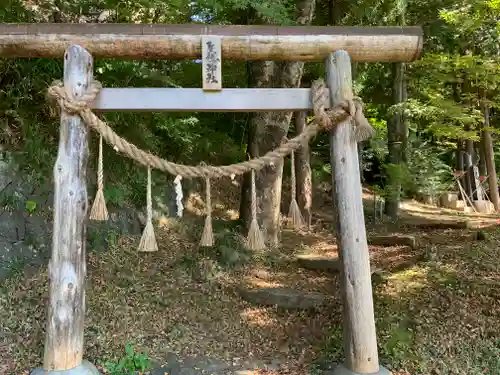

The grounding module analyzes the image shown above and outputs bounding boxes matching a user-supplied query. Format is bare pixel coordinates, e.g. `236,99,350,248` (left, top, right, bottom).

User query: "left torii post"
31,45,100,375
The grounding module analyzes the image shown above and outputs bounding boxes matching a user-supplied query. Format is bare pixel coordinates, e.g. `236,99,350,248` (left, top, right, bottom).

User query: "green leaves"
405,52,500,144
104,343,151,374
439,0,500,55
25,200,37,214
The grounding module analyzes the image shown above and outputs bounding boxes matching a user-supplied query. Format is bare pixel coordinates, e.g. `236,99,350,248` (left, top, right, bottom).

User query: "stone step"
296,253,382,275
238,286,328,310
368,234,417,249
296,253,340,272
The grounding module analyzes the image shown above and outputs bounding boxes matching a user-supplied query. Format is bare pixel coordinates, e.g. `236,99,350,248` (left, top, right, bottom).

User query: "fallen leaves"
0,193,499,375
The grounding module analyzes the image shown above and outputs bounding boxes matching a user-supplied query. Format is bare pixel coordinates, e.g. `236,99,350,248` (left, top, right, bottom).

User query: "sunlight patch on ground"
240,307,277,328
243,278,284,289
308,240,337,253
383,266,432,295
383,262,459,297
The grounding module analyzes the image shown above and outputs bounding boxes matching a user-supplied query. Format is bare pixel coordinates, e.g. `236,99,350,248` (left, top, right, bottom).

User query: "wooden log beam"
90,88,330,112
326,51,388,375
0,24,423,62
43,45,92,371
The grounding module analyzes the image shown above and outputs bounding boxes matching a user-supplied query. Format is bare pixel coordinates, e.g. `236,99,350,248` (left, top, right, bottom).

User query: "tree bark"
239,0,316,247
294,110,312,229
482,103,500,211
384,61,407,218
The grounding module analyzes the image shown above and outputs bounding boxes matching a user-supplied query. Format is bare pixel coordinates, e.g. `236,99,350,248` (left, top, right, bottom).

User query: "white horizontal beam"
90,88,331,112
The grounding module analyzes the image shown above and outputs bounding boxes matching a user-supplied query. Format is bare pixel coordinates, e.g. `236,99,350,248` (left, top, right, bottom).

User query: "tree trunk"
456,140,467,200
464,134,476,200
384,61,406,218
478,141,487,177
239,0,316,246
482,103,500,211
401,68,409,164
294,110,312,229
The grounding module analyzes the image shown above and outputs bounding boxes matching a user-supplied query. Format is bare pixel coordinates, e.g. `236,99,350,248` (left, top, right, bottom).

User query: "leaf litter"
0,188,499,375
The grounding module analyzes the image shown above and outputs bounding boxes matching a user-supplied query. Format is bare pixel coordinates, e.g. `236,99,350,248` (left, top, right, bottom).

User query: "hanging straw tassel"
246,169,266,250
288,150,305,229
174,175,184,218
138,166,158,252
89,135,109,221
199,175,214,247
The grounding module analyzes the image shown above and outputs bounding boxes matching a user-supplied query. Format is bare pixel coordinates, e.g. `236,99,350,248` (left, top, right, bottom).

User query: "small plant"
104,343,151,374
25,199,37,214
107,230,118,247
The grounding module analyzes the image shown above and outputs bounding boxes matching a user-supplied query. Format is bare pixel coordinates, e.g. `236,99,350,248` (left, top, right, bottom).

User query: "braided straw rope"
88,134,109,221
199,161,214,247
47,79,374,179
138,166,158,252
290,150,297,201
288,149,305,228
247,168,266,250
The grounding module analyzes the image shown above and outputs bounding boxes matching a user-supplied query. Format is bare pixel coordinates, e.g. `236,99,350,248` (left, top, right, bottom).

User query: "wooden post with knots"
326,50,390,375
31,45,100,375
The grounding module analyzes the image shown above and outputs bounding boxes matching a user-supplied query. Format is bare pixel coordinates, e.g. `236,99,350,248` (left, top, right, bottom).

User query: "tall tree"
385,61,407,216
481,103,500,210
385,0,408,217
239,0,316,246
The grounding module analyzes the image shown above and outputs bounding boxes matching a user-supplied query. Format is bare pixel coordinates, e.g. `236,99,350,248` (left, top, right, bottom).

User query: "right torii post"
326,50,390,375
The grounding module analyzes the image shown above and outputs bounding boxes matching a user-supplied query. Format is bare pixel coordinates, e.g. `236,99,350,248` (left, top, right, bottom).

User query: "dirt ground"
0,183,499,375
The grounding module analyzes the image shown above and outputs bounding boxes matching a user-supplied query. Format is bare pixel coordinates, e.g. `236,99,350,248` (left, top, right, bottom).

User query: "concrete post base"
328,363,392,375
30,360,101,375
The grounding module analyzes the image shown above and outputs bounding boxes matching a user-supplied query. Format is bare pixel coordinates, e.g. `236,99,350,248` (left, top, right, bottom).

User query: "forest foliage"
1,0,500,207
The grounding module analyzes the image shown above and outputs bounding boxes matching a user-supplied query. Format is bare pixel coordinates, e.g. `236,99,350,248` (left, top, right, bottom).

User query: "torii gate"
0,23,422,375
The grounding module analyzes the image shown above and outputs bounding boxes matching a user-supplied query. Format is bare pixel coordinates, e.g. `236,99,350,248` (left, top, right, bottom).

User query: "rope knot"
311,78,375,142
47,79,102,115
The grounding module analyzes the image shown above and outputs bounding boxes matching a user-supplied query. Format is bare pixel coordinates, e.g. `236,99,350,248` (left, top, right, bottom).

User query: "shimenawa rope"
48,78,375,250
47,79,375,179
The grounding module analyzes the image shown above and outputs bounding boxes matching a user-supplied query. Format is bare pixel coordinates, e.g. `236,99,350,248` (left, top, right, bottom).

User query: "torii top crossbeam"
0,23,422,62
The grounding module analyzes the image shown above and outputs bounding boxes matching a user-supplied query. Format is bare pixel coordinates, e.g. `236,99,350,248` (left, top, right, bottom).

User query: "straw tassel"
89,135,109,221
174,175,184,218
138,166,158,252
199,175,214,247
288,150,305,229
246,169,266,250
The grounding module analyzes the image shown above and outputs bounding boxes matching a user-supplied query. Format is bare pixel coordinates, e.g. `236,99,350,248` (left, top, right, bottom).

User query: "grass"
0,191,499,375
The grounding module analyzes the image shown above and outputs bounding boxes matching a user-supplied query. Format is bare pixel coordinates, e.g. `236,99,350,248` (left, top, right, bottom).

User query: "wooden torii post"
0,24,423,375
